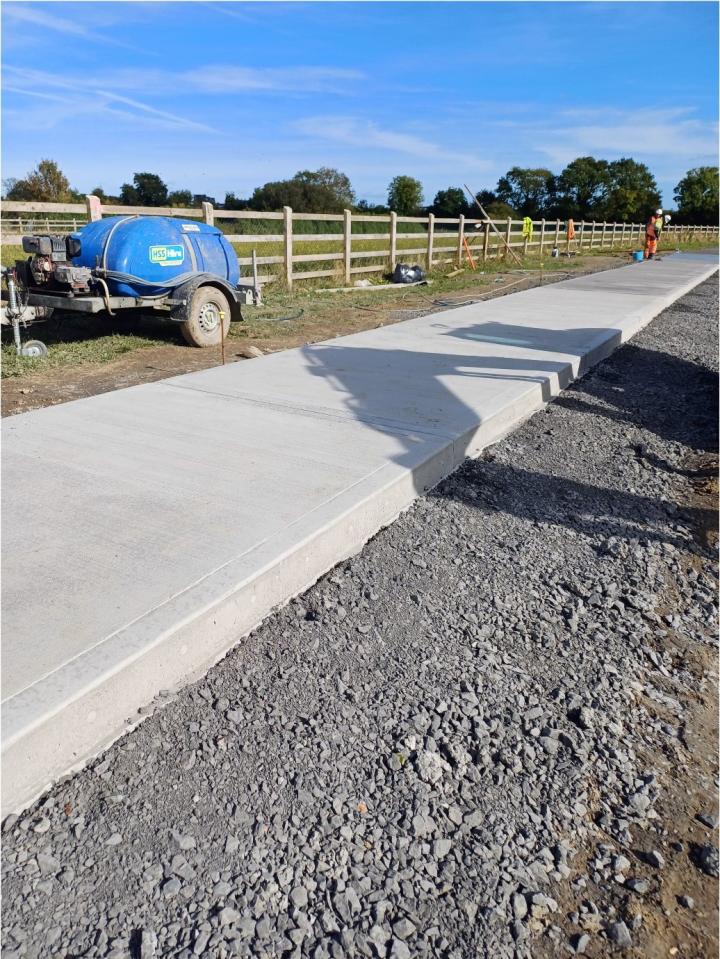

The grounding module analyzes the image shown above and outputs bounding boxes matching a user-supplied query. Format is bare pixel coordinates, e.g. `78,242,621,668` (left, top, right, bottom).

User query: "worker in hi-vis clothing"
644,207,666,260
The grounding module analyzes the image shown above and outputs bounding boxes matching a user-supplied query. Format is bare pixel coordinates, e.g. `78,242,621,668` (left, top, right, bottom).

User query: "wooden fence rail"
2,197,717,290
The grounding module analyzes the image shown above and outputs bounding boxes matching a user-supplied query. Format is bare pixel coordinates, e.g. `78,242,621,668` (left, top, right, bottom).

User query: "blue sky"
2,1,718,207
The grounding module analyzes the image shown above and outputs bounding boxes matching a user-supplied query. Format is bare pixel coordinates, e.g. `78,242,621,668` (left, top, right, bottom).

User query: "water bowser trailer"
3,215,261,351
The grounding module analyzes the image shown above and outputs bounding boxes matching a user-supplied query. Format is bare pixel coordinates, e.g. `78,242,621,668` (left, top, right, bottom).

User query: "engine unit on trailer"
20,234,90,292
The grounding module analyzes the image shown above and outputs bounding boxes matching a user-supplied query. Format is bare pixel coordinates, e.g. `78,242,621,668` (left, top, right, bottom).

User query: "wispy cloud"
4,62,365,98
95,91,217,133
293,116,489,170
184,65,364,94
2,2,148,52
537,106,718,167
4,68,218,134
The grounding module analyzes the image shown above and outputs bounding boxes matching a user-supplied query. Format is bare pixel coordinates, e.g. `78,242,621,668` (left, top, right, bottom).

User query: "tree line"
3,158,718,225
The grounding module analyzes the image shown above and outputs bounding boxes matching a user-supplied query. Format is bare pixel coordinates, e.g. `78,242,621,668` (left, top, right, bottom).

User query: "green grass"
1,330,166,377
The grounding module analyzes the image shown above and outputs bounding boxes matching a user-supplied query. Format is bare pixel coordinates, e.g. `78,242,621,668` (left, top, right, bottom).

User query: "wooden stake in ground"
462,236,477,271
463,184,523,266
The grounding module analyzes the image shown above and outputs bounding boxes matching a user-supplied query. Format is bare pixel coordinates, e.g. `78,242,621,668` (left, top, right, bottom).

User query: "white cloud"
3,69,218,134
536,106,718,167
4,63,365,98
293,116,490,171
2,2,147,51
183,65,365,93
95,91,217,133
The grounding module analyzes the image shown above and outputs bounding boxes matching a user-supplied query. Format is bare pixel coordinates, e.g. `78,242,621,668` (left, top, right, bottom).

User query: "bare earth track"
1,277,717,959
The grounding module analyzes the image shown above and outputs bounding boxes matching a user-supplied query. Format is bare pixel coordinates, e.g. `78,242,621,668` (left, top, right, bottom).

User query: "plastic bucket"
632,251,644,262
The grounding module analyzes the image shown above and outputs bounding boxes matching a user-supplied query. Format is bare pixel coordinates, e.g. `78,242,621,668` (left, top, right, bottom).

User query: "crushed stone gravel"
1,276,717,959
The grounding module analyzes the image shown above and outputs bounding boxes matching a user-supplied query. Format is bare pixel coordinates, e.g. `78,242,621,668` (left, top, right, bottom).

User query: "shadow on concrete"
302,320,626,467
301,314,716,550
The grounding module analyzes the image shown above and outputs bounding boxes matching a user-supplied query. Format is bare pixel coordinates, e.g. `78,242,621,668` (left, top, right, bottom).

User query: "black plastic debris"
391,263,426,284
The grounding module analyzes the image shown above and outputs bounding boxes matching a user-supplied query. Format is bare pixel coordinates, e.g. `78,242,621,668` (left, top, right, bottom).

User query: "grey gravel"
1,278,717,959
694,843,720,878
645,849,665,869
606,920,633,949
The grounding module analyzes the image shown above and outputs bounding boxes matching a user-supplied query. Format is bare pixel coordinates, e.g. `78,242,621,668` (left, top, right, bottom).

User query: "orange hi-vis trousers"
644,235,657,259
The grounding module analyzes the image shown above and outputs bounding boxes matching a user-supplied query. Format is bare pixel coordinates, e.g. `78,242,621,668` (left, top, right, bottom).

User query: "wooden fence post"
202,202,214,226
504,218,512,261
283,206,293,291
539,218,546,256
457,214,465,266
578,221,585,251
427,213,435,270
85,194,102,222
343,209,352,285
590,220,596,250
483,221,490,262
390,211,397,270
601,222,607,249
554,219,561,251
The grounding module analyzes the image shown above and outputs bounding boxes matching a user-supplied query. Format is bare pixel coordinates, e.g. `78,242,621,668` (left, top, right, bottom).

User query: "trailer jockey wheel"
19,340,48,358
181,287,231,348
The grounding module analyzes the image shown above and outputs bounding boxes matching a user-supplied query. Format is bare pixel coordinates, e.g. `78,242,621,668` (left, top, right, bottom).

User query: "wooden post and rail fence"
2,197,717,292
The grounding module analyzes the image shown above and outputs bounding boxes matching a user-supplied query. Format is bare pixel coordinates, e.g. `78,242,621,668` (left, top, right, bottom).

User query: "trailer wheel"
181,286,231,348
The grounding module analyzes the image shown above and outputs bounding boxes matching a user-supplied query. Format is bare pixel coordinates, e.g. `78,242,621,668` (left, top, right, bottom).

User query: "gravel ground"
2,277,718,959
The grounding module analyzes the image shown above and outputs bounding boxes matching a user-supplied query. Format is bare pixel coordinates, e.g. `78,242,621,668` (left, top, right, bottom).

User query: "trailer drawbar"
3,215,261,351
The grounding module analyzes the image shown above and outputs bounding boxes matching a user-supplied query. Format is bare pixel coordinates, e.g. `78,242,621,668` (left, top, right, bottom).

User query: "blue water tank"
72,216,240,298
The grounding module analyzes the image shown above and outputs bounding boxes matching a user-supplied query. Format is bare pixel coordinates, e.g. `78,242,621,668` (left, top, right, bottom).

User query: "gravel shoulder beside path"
2,277,718,959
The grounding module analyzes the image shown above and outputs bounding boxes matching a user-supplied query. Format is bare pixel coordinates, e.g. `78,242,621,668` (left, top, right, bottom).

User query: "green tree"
598,158,661,222
482,200,519,220
354,199,388,214
294,167,355,208
223,192,249,210
387,175,424,216
4,158,75,202
674,167,719,225
119,172,169,206
167,189,193,207
250,168,356,213
496,167,555,218
430,187,468,217
90,186,120,203
554,157,611,219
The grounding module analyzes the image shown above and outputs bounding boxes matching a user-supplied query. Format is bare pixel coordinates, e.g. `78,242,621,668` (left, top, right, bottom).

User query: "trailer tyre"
181,286,231,348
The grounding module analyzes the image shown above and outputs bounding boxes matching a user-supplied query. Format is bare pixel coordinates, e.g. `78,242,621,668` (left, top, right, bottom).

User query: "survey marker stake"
463,184,523,266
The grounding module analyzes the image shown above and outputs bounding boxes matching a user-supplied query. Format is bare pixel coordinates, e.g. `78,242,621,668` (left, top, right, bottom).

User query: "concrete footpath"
2,253,716,816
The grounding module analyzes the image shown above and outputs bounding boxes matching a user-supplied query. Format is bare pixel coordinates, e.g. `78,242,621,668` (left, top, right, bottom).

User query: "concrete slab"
2,253,717,815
